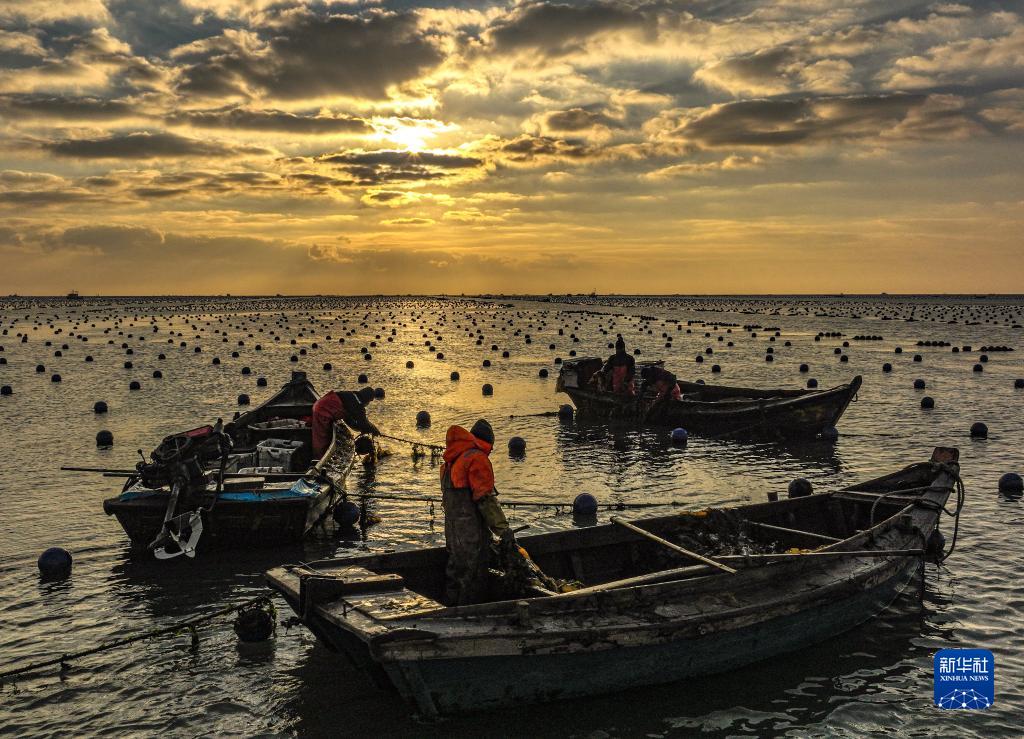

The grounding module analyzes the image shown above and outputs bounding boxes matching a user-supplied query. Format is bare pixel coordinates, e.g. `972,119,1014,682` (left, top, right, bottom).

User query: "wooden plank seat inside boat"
293,564,445,622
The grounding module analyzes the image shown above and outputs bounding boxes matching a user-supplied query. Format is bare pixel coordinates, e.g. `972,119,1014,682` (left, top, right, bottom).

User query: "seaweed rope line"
346,490,711,511
866,464,965,563
0,595,273,684
378,432,444,453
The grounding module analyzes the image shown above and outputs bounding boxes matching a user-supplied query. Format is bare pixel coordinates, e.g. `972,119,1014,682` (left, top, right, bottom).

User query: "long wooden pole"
610,516,737,574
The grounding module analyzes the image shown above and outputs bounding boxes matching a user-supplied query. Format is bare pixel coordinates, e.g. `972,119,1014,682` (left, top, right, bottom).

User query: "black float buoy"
238,393,250,405
807,378,818,388
482,359,491,367
921,396,935,409
973,363,983,372
50,373,61,383
358,373,369,384
883,363,892,372
998,472,1023,497
913,379,926,389
37,547,72,581
94,400,108,413
333,500,361,527
35,364,45,373
233,604,274,643
787,478,812,498
970,422,988,438
450,371,460,381
406,361,414,369
242,366,252,375
374,387,385,399
96,429,114,447
0,385,11,396
558,404,574,422
354,435,375,455
799,363,809,373
416,410,431,427
508,436,526,456
538,368,548,378
257,377,268,387
129,380,141,390
572,493,598,516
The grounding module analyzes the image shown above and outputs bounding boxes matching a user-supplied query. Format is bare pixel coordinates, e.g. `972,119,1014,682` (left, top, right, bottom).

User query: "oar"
610,516,737,574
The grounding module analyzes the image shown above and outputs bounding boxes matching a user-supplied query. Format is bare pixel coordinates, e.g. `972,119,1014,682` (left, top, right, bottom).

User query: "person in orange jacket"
440,419,511,605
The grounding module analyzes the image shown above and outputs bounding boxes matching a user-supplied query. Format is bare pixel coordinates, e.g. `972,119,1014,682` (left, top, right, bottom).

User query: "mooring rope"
0,595,273,683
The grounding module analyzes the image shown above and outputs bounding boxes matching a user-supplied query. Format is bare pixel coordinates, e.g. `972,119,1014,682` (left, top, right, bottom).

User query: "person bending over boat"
602,336,636,395
311,387,380,459
641,365,682,403
440,419,512,606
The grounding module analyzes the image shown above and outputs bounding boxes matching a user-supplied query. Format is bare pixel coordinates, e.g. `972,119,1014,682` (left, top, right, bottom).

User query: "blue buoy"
572,493,598,516
38,547,72,581
333,501,361,527
416,410,431,427
787,478,812,498
998,472,1023,496
508,436,526,456
970,422,988,438
819,426,839,442
670,427,688,446
558,404,574,422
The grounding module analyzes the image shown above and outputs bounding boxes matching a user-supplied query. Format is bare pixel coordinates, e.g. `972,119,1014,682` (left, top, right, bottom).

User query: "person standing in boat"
602,336,636,395
440,419,512,606
310,387,379,458
641,365,682,402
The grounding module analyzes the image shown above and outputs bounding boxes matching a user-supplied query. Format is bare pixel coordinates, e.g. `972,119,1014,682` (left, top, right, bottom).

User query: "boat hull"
382,557,918,714
103,482,334,549
561,375,861,438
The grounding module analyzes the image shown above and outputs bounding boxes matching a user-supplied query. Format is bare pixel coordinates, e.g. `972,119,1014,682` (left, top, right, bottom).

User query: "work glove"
476,494,510,539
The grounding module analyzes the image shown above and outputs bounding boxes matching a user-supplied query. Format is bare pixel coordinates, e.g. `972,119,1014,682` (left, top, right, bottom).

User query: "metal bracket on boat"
153,510,204,559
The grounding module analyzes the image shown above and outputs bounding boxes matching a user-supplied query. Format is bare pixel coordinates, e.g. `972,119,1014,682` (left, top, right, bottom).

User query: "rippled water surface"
1,295,1021,737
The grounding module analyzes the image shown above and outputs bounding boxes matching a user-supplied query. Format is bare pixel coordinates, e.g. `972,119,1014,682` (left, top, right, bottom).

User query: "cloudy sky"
1,0,1022,295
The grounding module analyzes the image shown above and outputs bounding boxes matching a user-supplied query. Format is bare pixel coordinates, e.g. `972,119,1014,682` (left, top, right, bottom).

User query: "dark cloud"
317,148,482,185
59,224,164,252
485,1,653,57
543,107,621,132
175,9,443,101
0,94,136,120
0,189,99,206
44,131,273,158
670,93,980,147
500,134,597,161
166,107,372,134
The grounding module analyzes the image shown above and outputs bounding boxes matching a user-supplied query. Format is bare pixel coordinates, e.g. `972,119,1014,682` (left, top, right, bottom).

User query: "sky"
0,0,1022,295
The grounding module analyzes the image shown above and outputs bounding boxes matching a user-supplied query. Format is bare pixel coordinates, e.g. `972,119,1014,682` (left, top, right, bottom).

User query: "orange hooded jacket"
441,425,495,502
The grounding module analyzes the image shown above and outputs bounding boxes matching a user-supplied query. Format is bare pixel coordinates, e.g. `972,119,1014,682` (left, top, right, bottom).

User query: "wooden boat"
556,357,861,438
103,372,352,555
266,447,961,716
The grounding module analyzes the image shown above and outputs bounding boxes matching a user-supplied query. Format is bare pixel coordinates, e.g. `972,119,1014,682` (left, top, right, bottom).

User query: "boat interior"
295,459,949,615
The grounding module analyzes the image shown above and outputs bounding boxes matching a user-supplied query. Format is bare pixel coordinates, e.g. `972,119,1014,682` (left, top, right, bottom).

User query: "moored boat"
103,372,354,557
266,447,961,716
557,357,861,438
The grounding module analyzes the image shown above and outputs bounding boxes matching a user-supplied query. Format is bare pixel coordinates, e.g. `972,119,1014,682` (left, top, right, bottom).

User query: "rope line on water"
0,595,272,683
377,432,444,452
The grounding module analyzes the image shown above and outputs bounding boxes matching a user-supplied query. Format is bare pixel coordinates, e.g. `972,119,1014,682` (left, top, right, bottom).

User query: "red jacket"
311,391,372,457
441,425,495,502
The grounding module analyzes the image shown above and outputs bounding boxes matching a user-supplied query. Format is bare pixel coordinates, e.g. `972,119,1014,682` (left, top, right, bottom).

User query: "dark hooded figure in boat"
602,336,636,395
641,364,682,403
440,419,512,605
311,386,380,458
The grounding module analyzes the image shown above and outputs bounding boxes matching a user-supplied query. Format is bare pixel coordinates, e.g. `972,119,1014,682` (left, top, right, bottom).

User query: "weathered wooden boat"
556,357,861,438
103,372,353,557
267,448,961,716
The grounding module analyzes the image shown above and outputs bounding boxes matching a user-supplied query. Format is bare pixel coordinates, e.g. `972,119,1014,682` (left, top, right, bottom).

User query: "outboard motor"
140,422,232,559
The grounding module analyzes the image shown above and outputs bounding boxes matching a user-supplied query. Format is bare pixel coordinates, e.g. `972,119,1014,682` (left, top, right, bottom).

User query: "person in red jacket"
311,387,379,458
641,365,682,402
440,419,511,605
